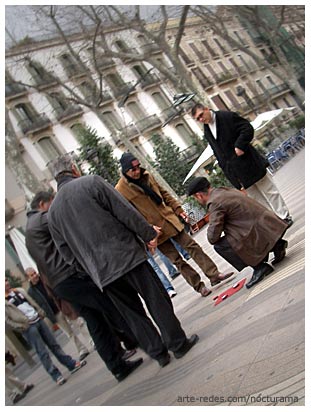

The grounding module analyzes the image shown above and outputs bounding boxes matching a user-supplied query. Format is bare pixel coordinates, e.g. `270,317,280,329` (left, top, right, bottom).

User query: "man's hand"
179,211,189,222
235,147,244,156
147,226,161,254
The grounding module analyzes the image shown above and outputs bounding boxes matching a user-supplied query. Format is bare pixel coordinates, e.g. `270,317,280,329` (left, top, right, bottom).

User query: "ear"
71,164,81,177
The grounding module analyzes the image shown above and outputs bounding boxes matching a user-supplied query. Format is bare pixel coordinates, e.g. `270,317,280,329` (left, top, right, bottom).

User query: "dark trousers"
105,261,187,359
213,236,284,271
158,229,219,292
54,274,137,374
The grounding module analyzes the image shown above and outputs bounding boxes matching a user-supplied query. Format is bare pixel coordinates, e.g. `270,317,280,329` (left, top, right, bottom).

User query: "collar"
57,174,76,190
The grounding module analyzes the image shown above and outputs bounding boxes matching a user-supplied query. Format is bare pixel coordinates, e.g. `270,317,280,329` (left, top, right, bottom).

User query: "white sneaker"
168,290,177,298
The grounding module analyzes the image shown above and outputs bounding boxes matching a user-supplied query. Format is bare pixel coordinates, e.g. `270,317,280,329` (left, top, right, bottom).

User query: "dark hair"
31,191,54,210
191,103,205,117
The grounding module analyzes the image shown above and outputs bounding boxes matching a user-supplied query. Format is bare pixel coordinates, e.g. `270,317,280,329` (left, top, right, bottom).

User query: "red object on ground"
213,278,247,306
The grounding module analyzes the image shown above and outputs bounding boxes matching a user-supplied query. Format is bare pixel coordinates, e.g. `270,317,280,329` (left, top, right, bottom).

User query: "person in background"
5,278,86,386
146,251,177,298
26,267,90,361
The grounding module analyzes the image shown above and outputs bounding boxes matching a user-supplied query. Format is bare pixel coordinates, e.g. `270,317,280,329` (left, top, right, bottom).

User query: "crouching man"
186,177,289,288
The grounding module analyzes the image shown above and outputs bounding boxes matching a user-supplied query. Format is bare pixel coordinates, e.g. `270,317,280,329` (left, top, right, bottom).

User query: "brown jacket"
115,170,184,244
207,187,288,266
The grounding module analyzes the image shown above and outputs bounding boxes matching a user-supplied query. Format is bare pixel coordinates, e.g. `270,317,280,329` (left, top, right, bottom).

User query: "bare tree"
191,5,305,108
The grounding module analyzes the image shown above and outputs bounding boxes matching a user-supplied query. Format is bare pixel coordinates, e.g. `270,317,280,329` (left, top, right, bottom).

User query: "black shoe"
170,272,181,280
79,351,90,361
283,216,294,227
174,334,199,359
121,349,137,360
12,392,27,404
157,352,171,367
271,239,288,265
23,384,35,394
245,263,274,289
114,358,143,382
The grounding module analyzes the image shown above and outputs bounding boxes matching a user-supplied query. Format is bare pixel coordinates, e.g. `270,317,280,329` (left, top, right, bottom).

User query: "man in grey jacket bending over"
48,154,199,369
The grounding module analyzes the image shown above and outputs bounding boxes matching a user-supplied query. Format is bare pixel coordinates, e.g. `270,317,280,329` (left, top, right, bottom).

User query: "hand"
179,211,189,223
152,225,162,237
235,147,244,156
147,238,158,255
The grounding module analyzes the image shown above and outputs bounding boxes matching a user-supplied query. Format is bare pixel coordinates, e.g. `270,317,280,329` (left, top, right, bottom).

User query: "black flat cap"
187,177,210,196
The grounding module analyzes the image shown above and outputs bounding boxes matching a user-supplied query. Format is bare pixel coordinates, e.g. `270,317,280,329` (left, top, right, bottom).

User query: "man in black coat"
191,104,293,226
48,154,199,369
26,191,142,382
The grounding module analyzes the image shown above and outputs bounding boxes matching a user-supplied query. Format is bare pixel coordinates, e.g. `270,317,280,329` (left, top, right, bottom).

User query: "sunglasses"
130,165,140,172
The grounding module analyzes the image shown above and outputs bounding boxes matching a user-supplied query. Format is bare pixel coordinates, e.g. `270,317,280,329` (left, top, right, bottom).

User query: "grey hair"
50,154,74,180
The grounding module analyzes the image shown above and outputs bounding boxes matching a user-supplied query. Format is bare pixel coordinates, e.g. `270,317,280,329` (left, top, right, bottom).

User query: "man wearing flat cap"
187,177,289,288
115,152,234,297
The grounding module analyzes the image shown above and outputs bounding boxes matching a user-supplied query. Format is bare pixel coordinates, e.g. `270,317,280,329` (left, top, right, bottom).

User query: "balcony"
197,76,214,90
160,106,183,124
140,73,161,89
118,47,139,63
54,104,84,122
216,70,238,85
111,82,137,99
139,43,162,55
32,72,58,90
18,114,51,135
5,83,27,99
135,114,162,134
95,57,116,70
179,145,201,163
120,123,140,139
63,63,87,79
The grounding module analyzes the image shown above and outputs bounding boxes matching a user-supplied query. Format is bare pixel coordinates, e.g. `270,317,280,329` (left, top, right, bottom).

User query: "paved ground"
6,149,305,407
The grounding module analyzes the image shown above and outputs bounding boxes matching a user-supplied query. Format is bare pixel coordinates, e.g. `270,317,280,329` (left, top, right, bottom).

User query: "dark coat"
204,110,268,189
207,187,288,266
48,175,157,290
27,282,58,323
115,170,184,245
26,210,77,289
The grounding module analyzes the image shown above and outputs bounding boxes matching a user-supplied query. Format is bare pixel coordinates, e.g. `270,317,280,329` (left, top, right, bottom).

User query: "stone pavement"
6,149,305,407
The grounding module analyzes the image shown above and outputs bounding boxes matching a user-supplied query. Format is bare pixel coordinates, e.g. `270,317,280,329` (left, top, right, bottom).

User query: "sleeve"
47,220,78,266
94,176,157,243
231,112,255,152
207,202,226,245
151,175,184,215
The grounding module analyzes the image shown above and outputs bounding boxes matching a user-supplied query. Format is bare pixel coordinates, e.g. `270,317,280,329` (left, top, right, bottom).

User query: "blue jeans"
147,252,174,292
23,319,76,381
171,239,191,260
156,249,179,277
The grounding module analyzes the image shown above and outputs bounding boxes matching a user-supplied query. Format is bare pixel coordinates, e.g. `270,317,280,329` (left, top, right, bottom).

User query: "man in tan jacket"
186,177,289,288
5,278,86,386
115,152,234,297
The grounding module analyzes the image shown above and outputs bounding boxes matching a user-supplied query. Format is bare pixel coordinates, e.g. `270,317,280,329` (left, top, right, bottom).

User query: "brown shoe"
210,272,235,287
199,286,212,297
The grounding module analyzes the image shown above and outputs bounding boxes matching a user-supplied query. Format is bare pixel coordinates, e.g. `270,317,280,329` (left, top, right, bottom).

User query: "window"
201,40,217,58
189,43,204,60
152,92,170,110
36,136,61,163
176,123,192,145
127,101,145,120
101,111,122,132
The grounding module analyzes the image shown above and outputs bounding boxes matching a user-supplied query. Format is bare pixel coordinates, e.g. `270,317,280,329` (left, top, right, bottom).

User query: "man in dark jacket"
187,177,289,288
26,191,142,382
48,154,199,368
191,104,293,226
26,267,90,361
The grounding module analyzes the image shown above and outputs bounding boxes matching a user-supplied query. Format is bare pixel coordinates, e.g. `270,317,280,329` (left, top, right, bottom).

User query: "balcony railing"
95,57,115,70
139,43,162,54
120,123,140,139
160,106,183,123
179,145,201,163
135,114,162,133
140,73,161,89
54,104,83,122
216,70,237,85
32,72,58,89
18,114,51,135
63,63,87,78
5,83,27,99
111,82,136,99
